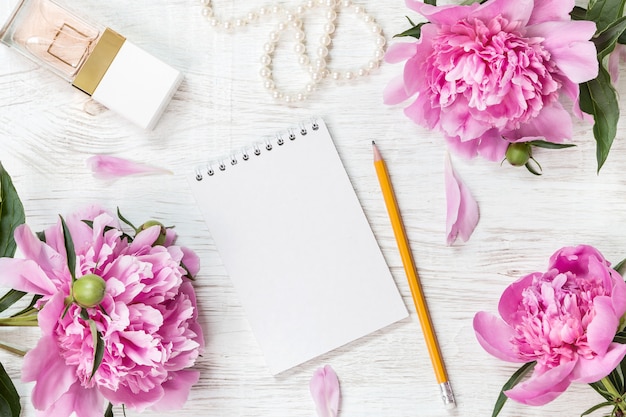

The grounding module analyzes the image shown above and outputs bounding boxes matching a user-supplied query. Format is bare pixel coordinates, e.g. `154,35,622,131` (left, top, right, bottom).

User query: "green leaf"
394,21,427,39
570,6,588,20
524,158,542,176
104,402,114,417
10,294,42,318
581,401,614,416
614,258,626,275
116,207,137,232
579,65,620,172
424,0,436,5
585,0,626,33
527,141,577,150
0,290,26,314
89,319,105,380
0,362,20,417
614,330,626,343
0,162,26,259
59,215,77,282
491,361,536,417
593,16,626,60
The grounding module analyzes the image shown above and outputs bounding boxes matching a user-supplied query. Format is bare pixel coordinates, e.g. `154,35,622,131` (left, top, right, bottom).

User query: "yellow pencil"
372,141,455,409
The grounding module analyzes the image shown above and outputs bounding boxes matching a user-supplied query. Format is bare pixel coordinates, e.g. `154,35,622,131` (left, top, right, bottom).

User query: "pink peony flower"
384,0,598,161
0,205,203,417
474,245,626,406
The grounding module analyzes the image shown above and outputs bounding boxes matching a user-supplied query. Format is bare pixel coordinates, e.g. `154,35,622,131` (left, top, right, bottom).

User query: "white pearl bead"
264,80,275,90
320,34,332,46
202,7,213,17
269,31,280,41
200,0,209,5
298,55,310,66
261,54,272,65
235,19,246,27
311,71,323,81
326,10,337,20
371,24,382,34
331,71,341,80
247,12,258,21
374,49,384,60
223,20,233,30
367,60,379,70
326,0,337,6
284,95,293,103
376,36,386,47
264,42,275,53
313,58,326,70
306,0,315,8
306,83,316,93
297,93,306,101
271,5,280,14
294,42,306,54
317,46,328,58
324,23,335,34
260,66,272,77
344,71,354,80
342,0,352,6
294,30,305,41
277,22,286,31
273,91,283,99
354,5,363,14
357,67,369,77
259,7,268,15
208,17,219,26
296,5,305,14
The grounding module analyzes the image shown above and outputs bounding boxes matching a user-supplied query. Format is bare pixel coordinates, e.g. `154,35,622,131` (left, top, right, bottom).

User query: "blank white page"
188,119,407,374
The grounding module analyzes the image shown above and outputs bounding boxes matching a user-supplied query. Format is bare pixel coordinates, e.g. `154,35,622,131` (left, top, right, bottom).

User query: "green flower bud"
505,143,531,167
139,220,167,246
72,274,106,308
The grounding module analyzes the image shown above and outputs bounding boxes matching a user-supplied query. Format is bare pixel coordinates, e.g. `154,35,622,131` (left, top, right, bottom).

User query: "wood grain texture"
0,0,623,416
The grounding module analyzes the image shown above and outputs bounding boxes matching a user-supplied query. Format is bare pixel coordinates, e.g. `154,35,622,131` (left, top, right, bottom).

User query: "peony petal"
406,0,477,25
506,101,573,143
100,384,165,413
473,312,526,363
0,258,58,296
527,0,575,25
14,223,68,290
571,343,626,383
42,381,104,417
149,370,200,412
181,247,201,277
444,154,479,245
87,155,172,180
384,42,418,64
23,335,78,411
476,130,510,161
497,273,540,326
586,296,619,355
526,21,598,83
505,360,576,405
310,365,340,417
383,75,411,105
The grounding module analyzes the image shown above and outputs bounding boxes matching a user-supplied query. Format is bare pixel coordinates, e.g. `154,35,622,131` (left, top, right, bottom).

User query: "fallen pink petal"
87,155,172,179
309,365,340,417
444,154,479,245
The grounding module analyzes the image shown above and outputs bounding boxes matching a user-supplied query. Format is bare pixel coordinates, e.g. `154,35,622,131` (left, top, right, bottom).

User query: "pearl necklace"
199,0,386,104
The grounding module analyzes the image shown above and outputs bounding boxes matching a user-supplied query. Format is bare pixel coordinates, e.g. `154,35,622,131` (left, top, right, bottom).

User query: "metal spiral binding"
194,118,319,181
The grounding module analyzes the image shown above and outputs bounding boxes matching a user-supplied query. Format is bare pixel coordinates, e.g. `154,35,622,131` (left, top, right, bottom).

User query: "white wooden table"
1,0,625,416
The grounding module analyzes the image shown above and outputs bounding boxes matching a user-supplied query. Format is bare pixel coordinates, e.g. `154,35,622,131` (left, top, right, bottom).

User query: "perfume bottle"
0,0,184,129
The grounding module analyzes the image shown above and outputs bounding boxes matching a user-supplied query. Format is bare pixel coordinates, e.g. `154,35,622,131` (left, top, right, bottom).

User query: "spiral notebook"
188,119,408,374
